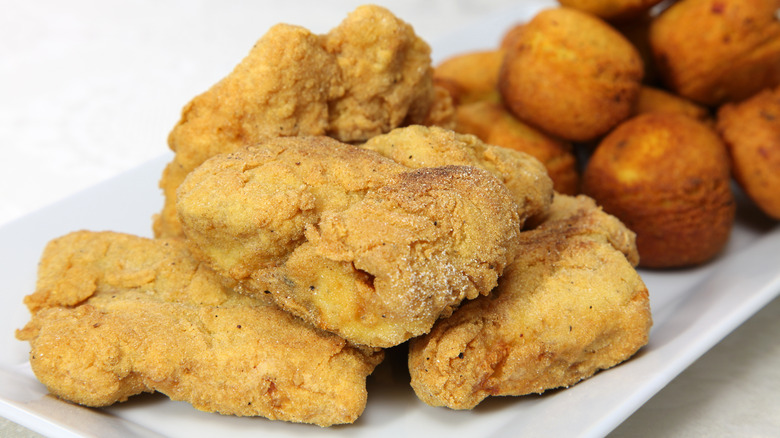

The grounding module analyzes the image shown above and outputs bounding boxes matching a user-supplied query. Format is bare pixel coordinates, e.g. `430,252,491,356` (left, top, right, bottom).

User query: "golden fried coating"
408,194,651,409
717,86,780,219
557,0,664,21
499,7,644,142
649,0,780,106
583,113,735,268
635,85,712,123
421,84,458,131
176,136,522,348
156,5,439,238
500,23,525,51
16,231,383,427
177,137,406,281
361,125,554,225
433,50,504,105
321,6,436,139
453,100,580,195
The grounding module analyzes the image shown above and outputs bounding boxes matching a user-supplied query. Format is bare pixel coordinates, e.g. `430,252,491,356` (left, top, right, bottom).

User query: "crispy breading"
408,194,651,409
361,125,554,226
321,5,436,139
156,5,441,238
16,231,383,427
176,136,523,348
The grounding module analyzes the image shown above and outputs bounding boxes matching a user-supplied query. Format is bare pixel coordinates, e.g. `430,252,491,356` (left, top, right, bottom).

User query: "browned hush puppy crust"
16,231,383,427
634,86,712,123
156,5,442,238
717,85,780,219
499,7,644,142
408,194,651,410
583,112,735,268
558,0,665,22
176,136,524,348
433,50,505,105
649,0,780,106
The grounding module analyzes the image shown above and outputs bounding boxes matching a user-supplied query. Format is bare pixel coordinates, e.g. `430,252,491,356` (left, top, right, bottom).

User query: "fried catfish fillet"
362,125,554,227
16,231,383,427
157,5,441,238
176,136,522,348
408,194,652,409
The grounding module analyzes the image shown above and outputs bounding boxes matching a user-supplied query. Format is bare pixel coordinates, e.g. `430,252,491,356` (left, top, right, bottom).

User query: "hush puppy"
635,85,712,123
557,0,665,22
433,50,504,105
499,7,644,142
583,113,735,268
717,85,780,219
649,0,780,106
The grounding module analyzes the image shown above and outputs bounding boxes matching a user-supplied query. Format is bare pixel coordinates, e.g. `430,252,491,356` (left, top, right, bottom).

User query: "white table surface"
1,1,778,436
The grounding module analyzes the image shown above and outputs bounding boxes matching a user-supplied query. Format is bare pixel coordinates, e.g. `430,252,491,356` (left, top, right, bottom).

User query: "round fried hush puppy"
717,86,780,219
156,5,438,238
177,136,523,348
433,50,504,105
454,100,580,195
361,125,554,225
557,0,665,21
635,86,712,123
649,0,780,106
583,113,735,268
499,7,644,142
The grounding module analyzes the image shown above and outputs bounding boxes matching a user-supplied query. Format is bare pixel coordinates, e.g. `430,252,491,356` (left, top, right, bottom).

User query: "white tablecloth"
2,1,778,436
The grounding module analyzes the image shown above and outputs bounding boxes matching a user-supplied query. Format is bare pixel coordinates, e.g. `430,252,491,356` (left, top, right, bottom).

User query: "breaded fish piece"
16,231,383,427
408,194,651,409
176,136,522,348
156,5,440,238
362,125,554,226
